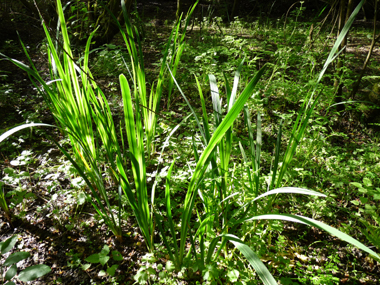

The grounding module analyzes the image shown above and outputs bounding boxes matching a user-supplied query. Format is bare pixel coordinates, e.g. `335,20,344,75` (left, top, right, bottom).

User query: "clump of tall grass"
0,0,197,250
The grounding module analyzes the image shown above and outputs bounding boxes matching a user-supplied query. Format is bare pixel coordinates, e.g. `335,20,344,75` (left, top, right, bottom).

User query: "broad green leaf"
99,255,110,266
1,236,18,255
141,253,156,263
85,253,100,263
18,264,51,281
77,191,86,205
247,214,380,260
81,264,91,271
107,264,119,276
4,281,15,285
112,250,123,261
351,200,360,206
165,260,175,272
147,267,156,275
134,269,149,284
98,270,106,276
350,182,363,188
4,251,30,266
202,264,219,281
5,264,17,280
100,245,110,256
227,269,240,282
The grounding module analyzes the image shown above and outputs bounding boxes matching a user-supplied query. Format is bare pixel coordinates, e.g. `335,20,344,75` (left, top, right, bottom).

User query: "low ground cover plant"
0,235,51,284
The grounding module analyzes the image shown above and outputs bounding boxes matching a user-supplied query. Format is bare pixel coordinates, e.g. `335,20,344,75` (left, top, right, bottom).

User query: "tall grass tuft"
0,0,198,250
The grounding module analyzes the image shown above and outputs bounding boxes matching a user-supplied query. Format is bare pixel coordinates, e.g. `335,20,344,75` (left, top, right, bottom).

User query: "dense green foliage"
1,0,380,284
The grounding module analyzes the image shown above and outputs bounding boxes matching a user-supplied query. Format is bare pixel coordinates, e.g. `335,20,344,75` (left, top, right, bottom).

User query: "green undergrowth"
1,1,380,284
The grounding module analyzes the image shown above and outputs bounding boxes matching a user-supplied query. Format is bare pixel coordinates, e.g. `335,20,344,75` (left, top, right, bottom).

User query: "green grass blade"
243,106,259,197
252,187,326,203
269,120,283,190
228,59,244,112
196,75,211,144
247,214,380,260
0,123,55,143
164,161,179,263
209,74,222,127
255,112,262,195
208,234,277,285
239,141,254,193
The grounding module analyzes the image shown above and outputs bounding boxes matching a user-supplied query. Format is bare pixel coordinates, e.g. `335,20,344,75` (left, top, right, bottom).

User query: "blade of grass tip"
120,74,138,154
179,0,199,43
228,237,277,285
121,0,142,67
158,15,181,105
223,61,245,173
228,58,245,112
252,187,326,203
311,0,364,102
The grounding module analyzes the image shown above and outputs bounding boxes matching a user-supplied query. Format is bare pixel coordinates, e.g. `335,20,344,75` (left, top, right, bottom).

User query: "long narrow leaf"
208,234,277,285
246,214,380,260
0,123,55,144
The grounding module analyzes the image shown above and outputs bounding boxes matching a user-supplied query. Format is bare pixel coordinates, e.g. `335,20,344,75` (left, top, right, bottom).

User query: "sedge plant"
0,0,198,251
1,2,125,241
